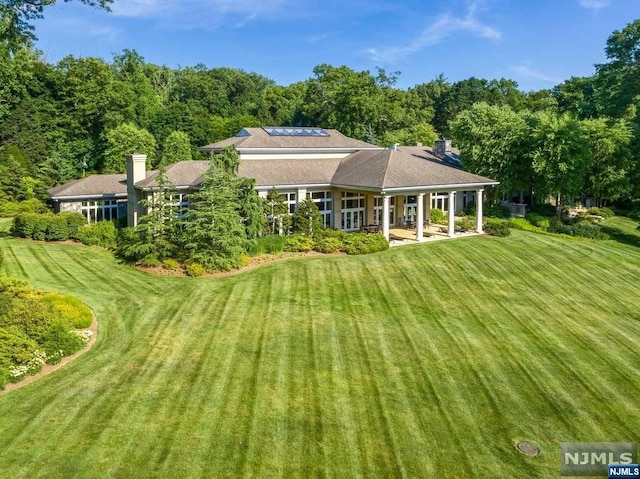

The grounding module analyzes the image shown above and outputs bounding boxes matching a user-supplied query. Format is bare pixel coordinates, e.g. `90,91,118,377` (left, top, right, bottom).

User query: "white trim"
51,193,127,201
382,182,499,194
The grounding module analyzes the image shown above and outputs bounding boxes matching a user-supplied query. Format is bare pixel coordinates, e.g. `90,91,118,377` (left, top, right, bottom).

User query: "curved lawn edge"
0,311,98,395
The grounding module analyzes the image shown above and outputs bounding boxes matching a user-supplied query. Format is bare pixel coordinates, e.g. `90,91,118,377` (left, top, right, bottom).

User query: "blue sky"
34,0,640,91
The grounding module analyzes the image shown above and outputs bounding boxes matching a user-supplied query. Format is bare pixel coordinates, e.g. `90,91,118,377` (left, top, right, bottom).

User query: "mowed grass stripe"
1,221,640,478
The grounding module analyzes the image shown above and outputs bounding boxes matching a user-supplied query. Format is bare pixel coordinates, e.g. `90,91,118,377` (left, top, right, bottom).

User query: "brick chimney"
126,152,147,227
433,139,452,159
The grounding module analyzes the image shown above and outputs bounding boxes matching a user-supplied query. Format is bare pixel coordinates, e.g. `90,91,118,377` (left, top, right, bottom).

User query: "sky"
33,0,640,92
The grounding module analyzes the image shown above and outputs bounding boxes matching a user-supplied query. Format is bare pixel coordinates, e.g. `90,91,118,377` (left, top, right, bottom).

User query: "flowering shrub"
0,278,92,387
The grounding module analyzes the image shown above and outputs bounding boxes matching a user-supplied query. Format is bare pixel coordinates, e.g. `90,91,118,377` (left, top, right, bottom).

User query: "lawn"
0,217,639,478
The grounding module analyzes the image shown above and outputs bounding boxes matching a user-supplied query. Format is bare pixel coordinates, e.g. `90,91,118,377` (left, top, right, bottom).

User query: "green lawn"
0,218,639,478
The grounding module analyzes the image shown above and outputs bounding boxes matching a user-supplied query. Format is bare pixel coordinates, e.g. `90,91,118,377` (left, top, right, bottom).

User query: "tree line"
0,2,639,210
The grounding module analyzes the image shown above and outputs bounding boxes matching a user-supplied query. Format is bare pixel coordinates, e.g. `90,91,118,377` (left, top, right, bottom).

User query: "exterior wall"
365,194,375,226
58,201,82,214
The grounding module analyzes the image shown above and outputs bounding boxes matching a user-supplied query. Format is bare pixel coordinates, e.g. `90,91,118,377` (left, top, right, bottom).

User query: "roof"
136,161,209,189
47,174,128,199
200,127,380,152
48,129,498,200
135,158,342,189
332,146,497,191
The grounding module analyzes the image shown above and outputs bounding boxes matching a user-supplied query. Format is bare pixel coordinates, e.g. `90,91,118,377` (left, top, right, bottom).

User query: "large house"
47,127,498,241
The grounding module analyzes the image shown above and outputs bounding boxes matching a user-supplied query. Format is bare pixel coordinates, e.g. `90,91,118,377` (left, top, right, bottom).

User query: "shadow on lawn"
600,225,640,248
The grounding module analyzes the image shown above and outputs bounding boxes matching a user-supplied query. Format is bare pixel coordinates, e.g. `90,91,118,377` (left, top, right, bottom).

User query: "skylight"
263,127,329,137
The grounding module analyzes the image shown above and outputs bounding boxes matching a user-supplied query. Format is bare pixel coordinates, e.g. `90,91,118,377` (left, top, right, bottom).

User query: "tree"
263,187,290,235
450,103,532,200
103,123,157,173
530,112,591,209
0,0,112,48
183,158,247,272
379,122,438,148
581,117,632,206
134,166,180,261
235,177,263,240
594,19,640,117
0,42,33,121
161,131,192,166
292,197,322,236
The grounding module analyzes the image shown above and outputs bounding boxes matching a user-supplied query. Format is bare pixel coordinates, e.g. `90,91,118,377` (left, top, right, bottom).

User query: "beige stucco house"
47,127,498,241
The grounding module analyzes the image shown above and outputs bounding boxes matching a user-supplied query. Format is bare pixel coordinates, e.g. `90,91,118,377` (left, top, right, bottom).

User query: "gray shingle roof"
135,158,341,189
47,174,128,198
332,146,497,191
200,127,379,151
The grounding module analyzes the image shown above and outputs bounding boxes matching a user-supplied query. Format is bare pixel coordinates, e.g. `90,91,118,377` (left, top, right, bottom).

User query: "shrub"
185,262,206,277
524,212,551,230
32,215,50,241
41,293,93,329
528,203,557,216
0,199,48,217
570,220,601,239
140,255,161,267
430,208,445,224
508,218,539,232
0,246,3,272
41,319,85,364
313,236,343,254
45,215,70,241
455,216,475,231
59,212,87,238
484,218,511,237
248,235,284,256
342,233,389,255
588,207,614,219
283,234,314,252
75,221,117,249
0,276,31,296
162,258,180,270
485,203,510,218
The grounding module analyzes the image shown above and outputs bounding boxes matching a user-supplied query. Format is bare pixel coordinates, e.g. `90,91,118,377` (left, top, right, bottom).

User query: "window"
431,192,449,212
404,195,417,223
310,190,332,228
80,199,124,223
283,192,297,214
373,196,395,226
341,192,365,231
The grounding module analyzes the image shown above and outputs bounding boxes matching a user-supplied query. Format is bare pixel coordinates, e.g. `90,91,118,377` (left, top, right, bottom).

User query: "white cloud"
578,0,610,9
510,65,561,84
365,1,501,63
111,0,289,26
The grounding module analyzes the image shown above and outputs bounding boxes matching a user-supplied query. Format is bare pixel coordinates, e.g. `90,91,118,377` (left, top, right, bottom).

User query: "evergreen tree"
236,176,264,239
292,196,322,236
183,155,247,272
263,186,290,235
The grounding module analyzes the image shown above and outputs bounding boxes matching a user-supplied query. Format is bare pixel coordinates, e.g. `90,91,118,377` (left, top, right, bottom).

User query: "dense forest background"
1,3,640,208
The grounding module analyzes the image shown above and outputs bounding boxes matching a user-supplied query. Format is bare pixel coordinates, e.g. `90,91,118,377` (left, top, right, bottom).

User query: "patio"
387,224,483,247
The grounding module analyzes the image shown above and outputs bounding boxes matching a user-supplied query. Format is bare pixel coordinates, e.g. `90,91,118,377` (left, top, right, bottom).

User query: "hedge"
13,212,87,242
484,218,511,237
74,221,117,249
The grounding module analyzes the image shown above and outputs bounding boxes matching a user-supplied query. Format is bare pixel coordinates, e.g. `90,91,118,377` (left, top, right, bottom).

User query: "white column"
448,191,456,238
476,189,484,233
426,192,431,224
382,195,390,240
416,193,424,242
